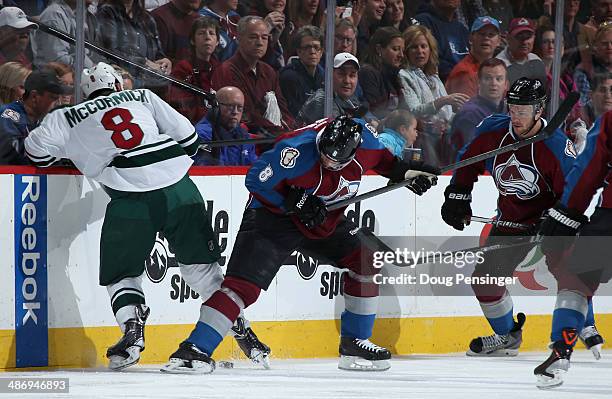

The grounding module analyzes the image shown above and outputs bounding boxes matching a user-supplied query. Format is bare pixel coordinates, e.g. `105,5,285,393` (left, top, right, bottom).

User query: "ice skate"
467,312,525,356
160,342,216,374
535,330,575,389
580,325,604,360
338,337,391,371
231,316,271,369
106,304,150,371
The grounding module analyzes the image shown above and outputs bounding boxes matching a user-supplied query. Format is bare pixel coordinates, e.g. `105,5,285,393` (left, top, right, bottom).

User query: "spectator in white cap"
298,52,374,125
0,6,38,69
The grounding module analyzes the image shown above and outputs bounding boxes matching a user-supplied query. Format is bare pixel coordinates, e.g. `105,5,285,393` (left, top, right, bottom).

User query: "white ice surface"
3,350,611,399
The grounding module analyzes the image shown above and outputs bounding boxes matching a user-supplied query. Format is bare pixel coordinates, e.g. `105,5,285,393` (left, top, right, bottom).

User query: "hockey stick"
470,216,530,231
392,235,541,268
199,136,278,149
197,127,280,152
14,7,216,102
327,92,579,212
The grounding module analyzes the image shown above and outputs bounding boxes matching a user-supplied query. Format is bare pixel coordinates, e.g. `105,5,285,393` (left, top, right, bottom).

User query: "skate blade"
466,348,518,357
338,356,391,372
249,350,271,370
108,346,141,371
160,358,215,374
536,370,565,389
589,344,603,360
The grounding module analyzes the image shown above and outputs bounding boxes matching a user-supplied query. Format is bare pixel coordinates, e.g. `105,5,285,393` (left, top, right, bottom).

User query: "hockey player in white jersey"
24,62,270,371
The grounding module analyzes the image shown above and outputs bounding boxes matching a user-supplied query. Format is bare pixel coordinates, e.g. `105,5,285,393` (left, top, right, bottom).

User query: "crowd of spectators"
1,0,612,168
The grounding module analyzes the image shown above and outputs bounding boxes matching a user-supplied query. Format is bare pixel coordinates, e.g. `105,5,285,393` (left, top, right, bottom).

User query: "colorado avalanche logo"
565,139,577,159
318,176,360,205
494,154,540,200
280,147,300,168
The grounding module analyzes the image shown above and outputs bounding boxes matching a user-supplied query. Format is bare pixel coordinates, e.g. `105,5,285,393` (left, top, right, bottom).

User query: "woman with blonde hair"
400,25,469,165
0,62,31,105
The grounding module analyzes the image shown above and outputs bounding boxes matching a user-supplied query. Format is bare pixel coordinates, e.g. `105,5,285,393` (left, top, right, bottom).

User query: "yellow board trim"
1,314,611,370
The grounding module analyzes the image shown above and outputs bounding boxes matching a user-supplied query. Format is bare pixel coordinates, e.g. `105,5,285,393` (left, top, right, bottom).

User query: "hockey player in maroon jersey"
441,78,603,357
535,110,612,387
160,115,440,373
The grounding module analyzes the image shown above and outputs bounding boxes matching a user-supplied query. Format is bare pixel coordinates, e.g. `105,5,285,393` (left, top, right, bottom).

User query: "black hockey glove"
388,160,440,196
441,184,473,231
539,203,587,254
285,187,327,229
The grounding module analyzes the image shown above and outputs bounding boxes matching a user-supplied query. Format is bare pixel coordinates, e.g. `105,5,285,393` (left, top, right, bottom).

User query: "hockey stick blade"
327,92,579,212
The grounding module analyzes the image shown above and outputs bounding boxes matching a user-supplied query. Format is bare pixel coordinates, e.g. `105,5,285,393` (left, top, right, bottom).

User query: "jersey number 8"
101,108,145,149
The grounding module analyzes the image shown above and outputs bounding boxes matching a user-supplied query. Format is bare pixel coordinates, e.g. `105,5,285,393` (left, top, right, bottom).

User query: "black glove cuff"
444,184,472,202
284,187,304,211
388,159,441,182
388,158,412,183
549,203,587,229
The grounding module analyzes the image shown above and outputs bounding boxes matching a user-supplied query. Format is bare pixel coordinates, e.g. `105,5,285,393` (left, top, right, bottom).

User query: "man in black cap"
0,70,71,164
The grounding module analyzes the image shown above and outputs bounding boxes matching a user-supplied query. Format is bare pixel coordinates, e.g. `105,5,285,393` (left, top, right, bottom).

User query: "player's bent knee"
470,268,507,298
222,276,261,308
179,262,224,302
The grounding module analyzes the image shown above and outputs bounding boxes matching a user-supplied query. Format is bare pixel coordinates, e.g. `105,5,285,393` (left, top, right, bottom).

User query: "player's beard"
515,118,540,138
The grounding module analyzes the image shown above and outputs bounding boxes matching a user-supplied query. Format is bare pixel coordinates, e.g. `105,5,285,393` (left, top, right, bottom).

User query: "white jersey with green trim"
24,88,199,192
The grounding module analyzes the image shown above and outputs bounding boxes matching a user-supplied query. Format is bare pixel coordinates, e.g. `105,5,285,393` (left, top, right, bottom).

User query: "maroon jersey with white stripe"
452,114,576,225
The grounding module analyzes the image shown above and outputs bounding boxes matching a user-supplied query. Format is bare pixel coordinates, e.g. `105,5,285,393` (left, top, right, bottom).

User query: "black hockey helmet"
506,77,547,108
318,115,363,168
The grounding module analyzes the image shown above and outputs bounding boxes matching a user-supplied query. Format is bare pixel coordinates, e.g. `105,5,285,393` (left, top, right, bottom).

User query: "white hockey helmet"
81,62,124,98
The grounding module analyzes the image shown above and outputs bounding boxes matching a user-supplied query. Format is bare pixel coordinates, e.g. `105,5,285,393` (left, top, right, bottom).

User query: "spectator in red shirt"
211,15,294,135
152,0,201,63
249,0,288,70
0,7,38,69
445,16,501,98
168,16,221,124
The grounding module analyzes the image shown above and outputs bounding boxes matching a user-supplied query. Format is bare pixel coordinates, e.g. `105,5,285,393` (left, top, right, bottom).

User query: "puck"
218,360,234,369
